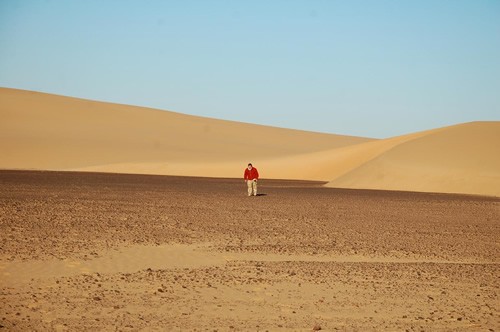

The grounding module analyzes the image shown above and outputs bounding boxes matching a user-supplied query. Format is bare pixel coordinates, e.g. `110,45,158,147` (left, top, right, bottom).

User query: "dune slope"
326,122,500,197
0,88,372,177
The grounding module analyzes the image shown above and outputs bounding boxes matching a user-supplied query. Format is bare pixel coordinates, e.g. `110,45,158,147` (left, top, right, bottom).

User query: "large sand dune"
327,122,500,197
0,87,371,174
1,87,499,196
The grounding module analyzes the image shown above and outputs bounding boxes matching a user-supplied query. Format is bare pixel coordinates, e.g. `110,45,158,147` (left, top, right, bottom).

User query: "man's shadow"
255,193,267,196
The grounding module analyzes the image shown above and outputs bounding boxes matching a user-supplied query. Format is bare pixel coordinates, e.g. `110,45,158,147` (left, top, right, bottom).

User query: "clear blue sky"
1,0,499,138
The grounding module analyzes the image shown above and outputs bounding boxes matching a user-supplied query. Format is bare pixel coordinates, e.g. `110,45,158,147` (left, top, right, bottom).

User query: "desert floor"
0,170,498,331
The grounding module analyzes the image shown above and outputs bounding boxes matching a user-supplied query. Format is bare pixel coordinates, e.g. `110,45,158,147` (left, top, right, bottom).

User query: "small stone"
313,324,322,331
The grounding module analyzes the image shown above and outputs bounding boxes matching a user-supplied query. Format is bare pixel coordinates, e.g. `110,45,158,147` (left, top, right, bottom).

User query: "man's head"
247,163,253,170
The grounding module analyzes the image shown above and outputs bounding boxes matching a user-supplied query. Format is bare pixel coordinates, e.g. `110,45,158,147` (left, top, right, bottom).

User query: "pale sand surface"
0,87,371,171
327,122,500,197
1,88,499,197
1,171,498,330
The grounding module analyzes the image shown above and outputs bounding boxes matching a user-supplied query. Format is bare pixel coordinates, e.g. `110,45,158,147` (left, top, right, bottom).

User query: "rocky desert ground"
0,170,498,331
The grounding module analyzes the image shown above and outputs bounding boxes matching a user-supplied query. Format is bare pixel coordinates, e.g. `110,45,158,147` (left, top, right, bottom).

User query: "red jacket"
244,167,259,181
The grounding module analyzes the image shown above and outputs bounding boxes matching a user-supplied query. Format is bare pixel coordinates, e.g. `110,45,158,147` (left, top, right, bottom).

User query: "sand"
1,87,499,197
1,171,499,330
1,87,499,329
0,87,371,174
327,122,500,197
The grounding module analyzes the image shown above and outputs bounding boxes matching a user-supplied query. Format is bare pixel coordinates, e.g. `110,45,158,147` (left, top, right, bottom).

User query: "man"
244,163,259,196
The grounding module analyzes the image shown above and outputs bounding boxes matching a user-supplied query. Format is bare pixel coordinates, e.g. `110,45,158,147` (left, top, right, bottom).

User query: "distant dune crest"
1,88,499,197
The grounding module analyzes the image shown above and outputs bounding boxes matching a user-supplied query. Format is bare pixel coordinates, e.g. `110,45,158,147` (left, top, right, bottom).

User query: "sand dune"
1,87,499,196
326,122,500,197
0,87,371,174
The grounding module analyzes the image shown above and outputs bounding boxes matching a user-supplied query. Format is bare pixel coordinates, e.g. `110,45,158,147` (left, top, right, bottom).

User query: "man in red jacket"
244,163,259,196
